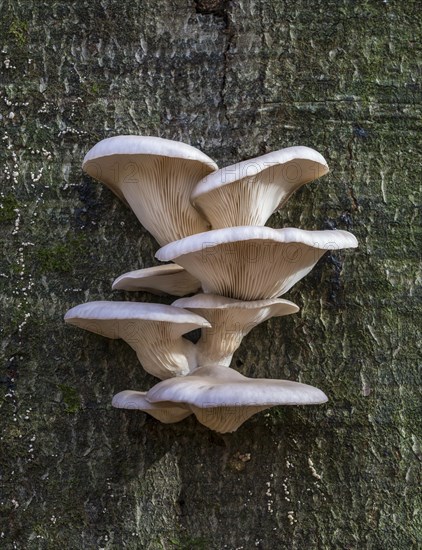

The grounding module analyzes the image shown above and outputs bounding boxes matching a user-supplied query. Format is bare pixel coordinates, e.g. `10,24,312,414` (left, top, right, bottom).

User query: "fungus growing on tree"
172,294,298,367
112,264,201,296
64,301,210,379
191,146,328,228
156,226,358,300
83,135,217,245
65,136,358,433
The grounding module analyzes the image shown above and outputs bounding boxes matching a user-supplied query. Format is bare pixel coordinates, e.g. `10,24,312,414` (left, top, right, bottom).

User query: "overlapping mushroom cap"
112,264,201,296
156,226,358,300
64,301,211,379
172,294,299,367
83,136,217,245
143,365,328,433
191,146,328,228
112,390,191,424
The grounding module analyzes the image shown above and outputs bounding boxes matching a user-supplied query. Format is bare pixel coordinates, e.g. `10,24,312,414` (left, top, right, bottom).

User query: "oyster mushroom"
112,264,201,296
145,365,328,433
172,294,298,367
112,390,191,424
191,146,328,228
156,226,358,300
64,301,211,379
82,136,217,245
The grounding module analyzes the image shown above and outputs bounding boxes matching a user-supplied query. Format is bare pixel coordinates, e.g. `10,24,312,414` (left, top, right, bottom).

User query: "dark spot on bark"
340,211,353,229
323,218,337,230
195,0,229,19
353,125,369,139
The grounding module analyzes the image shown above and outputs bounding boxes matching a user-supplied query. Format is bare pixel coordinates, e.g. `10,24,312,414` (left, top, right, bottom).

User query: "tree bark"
1,0,420,548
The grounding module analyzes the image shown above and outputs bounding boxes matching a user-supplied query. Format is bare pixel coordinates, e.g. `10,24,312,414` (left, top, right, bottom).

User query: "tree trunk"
1,0,420,548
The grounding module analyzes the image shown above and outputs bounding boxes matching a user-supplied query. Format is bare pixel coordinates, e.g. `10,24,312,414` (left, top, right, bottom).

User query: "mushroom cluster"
65,136,358,433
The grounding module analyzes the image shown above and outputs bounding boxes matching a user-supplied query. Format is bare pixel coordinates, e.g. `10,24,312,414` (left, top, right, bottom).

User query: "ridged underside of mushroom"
193,159,328,228
112,264,201,296
168,240,332,300
172,295,299,367
64,301,211,379
84,154,212,245
112,391,191,423
156,227,358,300
191,404,270,433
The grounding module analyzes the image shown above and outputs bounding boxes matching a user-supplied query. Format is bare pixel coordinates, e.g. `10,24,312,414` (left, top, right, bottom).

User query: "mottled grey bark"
1,0,421,548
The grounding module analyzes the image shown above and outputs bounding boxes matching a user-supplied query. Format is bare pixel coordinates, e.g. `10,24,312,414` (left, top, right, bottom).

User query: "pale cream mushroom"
146,365,328,433
191,146,328,228
112,264,201,296
64,301,211,379
112,390,191,424
82,136,217,245
156,226,358,300
172,294,298,367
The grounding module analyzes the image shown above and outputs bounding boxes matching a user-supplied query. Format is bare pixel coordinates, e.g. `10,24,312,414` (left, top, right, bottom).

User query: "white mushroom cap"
82,136,218,245
172,294,299,367
191,146,328,228
112,264,201,296
156,226,358,300
146,365,328,433
64,301,211,379
112,390,191,423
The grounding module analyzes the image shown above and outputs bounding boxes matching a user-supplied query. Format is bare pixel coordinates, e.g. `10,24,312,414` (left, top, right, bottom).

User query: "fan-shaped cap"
147,365,328,433
112,264,201,296
191,146,328,228
172,294,299,367
156,226,358,300
64,301,211,379
82,136,218,245
112,390,191,423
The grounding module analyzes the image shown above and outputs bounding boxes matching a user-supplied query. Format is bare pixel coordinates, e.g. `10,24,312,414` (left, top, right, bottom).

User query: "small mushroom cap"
156,226,358,300
83,135,218,200
64,300,211,339
112,390,191,423
191,146,328,227
112,264,201,296
147,365,328,408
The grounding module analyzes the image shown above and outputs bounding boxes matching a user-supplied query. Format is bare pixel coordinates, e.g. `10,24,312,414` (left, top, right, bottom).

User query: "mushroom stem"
172,294,299,368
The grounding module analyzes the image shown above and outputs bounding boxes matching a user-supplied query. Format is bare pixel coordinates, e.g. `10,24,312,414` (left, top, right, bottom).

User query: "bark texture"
1,0,421,548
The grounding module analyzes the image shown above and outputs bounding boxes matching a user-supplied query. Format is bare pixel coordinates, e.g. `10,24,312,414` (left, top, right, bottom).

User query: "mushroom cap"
112,390,191,423
82,136,217,245
83,135,218,200
64,301,211,379
146,365,328,432
191,146,328,227
147,365,328,408
64,300,211,339
112,264,201,296
156,226,358,300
